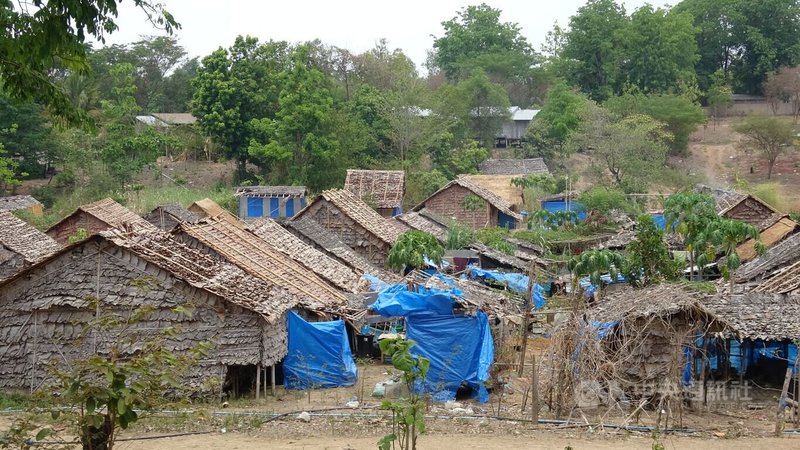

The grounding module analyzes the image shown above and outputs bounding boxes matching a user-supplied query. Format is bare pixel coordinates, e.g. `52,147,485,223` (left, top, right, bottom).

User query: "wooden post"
517,265,535,377
776,365,794,435
271,365,276,396
256,364,261,400
699,338,709,408
530,351,539,426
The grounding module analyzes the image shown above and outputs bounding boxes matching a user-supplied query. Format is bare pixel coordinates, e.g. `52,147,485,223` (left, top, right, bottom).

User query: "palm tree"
567,249,626,300
388,230,444,273
702,218,765,296
664,192,718,280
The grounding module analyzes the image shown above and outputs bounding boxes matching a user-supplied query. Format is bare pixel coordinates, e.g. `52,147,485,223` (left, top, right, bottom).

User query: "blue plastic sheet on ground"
466,266,545,309
283,311,358,389
406,312,494,403
579,273,626,298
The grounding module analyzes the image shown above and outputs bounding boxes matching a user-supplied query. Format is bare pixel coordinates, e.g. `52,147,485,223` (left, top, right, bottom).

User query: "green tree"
191,37,290,179
560,0,627,101
0,93,62,178
0,141,21,192
522,81,588,162
664,191,719,280
433,139,489,179
763,66,800,120
734,115,795,179
605,93,705,154
128,36,188,111
702,218,764,294
624,214,681,286
707,69,733,124
616,5,699,95
0,1,178,125
388,230,445,272
435,69,510,147
432,4,537,85
578,186,633,218
378,338,430,450
247,44,342,190
569,104,671,192
567,249,626,298
675,0,800,94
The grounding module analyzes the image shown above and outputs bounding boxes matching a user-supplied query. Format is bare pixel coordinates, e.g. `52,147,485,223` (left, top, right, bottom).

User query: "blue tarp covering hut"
283,311,358,389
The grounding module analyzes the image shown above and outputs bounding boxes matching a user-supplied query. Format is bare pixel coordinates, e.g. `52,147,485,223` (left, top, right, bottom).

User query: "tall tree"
616,5,699,94
0,93,62,178
191,36,290,178
664,191,719,280
763,66,800,120
0,1,178,125
522,80,588,162
734,115,796,179
624,214,680,286
435,70,510,148
675,0,800,94
560,0,627,102
432,4,538,103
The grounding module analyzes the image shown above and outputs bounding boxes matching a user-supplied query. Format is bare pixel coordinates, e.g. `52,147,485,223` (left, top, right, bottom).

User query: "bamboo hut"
0,212,61,281
46,198,156,245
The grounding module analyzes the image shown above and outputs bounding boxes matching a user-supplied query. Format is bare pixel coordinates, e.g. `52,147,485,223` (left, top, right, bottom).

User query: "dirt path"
118,431,800,450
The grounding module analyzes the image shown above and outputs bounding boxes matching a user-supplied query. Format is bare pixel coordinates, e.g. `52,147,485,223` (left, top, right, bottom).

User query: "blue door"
247,197,263,218
270,197,280,219
286,198,295,218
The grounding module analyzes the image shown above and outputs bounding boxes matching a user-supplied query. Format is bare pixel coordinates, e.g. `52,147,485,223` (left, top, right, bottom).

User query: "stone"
297,411,311,422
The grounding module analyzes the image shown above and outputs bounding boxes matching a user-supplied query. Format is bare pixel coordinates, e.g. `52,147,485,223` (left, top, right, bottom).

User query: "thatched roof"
0,195,42,212
344,169,405,209
478,158,549,176
0,212,60,264
393,210,448,242
48,198,156,235
471,242,533,272
696,184,782,229
737,216,797,262
302,189,405,245
248,218,362,292
144,204,200,227
285,216,400,284
735,231,800,282
188,198,241,227
589,283,718,325
461,174,524,207
595,230,637,250
706,293,800,341
180,218,347,310
234,186,307,198
416,177,523,222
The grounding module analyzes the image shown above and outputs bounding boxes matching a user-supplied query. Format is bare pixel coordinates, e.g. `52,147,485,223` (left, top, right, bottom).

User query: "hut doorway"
224,365,257,398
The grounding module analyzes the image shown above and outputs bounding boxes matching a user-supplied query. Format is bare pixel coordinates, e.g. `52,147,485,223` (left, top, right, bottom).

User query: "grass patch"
674,279,718,295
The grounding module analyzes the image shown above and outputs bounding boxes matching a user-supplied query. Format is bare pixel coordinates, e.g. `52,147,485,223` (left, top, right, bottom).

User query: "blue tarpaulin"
542,200,587,221
650,213,667,230
579,273,626,298
284,311,358,389
368,276,495,402
406,312,494,402
466,266,545,309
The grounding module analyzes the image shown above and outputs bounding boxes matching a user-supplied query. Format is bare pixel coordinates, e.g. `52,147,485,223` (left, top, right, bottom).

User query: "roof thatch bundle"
706,292,800,341
344,169,405,209
188,198,242,227
460,174,524,207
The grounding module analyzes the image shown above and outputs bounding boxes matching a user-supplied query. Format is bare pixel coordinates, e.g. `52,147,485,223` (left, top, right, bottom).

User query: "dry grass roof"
248,218,362,292
145,204,199,225
304,189,405,245
188,198,242,227
737,216,797,262
180,218,347,310
478,158,549,176
589,283,718,325
0,212,60,264
735,231,800,282
393,210,448,242
344,169,405,209
416,177,523,221
102,229,299,323
707,292,800,341
285,215,400,284
461,174,524,207
0,195,42,212
49,198,156,234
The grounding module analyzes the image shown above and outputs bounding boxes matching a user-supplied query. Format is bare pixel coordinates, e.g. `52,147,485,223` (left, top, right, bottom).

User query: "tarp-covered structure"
369,276,495,402
465,266,545,309
284,311,358,389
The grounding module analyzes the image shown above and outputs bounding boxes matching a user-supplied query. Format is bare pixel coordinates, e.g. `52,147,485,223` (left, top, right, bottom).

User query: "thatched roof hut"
144,203,200,231
0,229,308,392
735,231,800,284
292,189,405,267
696,185,782,229
46,198,156,245
460,174,524,208
248,218,363,293
188,198,242,227
177,218,348,316
344,169,405,217
285,216,400,284
413,177,523,230
736,216,798,262
393,209,448,242
0,212,61,281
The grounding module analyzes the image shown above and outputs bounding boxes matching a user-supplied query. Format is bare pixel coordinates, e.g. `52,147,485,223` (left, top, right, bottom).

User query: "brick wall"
46,212,110,245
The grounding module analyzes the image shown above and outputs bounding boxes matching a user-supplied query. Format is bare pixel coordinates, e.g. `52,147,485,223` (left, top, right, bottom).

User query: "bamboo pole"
271,365,276,396
776,364,794,435
256,364,261,400
517,265,535,377
530,351,539,425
